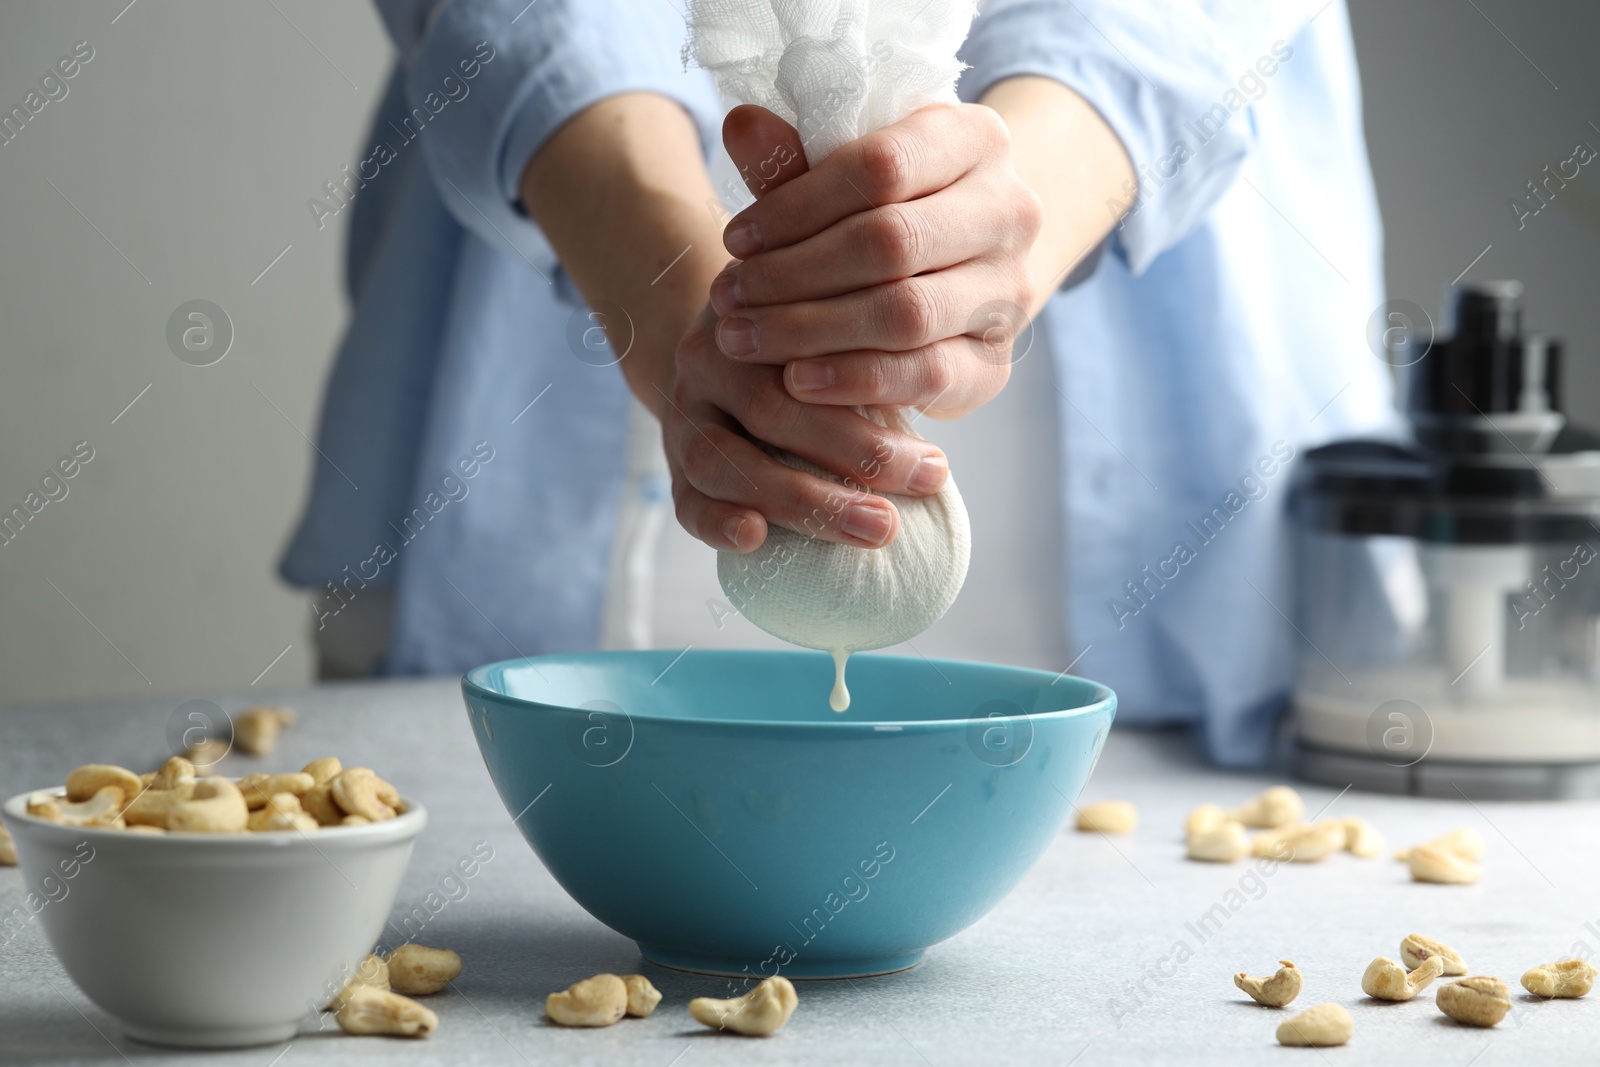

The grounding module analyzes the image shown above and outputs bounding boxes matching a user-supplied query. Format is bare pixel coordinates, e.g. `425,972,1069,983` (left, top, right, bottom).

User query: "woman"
281,0,1393,765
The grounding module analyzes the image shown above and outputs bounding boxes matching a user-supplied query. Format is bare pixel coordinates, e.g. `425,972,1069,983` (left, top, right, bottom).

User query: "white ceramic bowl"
2,789,426,1048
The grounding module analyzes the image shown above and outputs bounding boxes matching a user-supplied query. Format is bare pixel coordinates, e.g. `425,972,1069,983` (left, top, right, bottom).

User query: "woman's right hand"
659,300,951,554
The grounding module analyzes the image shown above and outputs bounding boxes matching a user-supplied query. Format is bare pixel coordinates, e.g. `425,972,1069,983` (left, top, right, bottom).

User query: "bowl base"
123,1020,299,1049
639,944,924,980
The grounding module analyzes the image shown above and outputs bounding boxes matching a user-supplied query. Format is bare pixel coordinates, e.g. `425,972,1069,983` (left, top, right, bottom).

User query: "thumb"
722,105,808,199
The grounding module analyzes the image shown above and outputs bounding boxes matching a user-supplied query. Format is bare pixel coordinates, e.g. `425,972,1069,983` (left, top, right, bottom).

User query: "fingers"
714,260,1027,363
721,105,809,202
783,338,1011,416
722,103,1006,259
663,404,905,548
711,181,1005,313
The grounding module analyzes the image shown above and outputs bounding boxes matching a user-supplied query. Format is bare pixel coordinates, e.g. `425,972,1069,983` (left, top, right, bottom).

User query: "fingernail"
717,317,759,357
841,502,893,546
722,515,747,550
788,361,835,392
710,267,743,315
906,454,948,494
726,219,762,258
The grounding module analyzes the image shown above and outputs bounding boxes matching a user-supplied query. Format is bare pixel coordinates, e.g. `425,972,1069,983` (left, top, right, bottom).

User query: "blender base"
1295,741,1600,799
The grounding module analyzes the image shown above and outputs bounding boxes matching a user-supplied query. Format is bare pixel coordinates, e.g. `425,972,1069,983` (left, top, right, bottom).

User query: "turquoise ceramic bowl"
462,650,1114,979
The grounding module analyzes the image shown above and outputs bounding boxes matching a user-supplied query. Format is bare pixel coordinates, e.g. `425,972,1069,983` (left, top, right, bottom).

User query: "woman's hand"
659,302,954,554
709,103,1045,419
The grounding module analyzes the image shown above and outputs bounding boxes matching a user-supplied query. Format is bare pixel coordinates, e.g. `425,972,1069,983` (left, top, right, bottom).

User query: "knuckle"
858,357,895,403
881,281,939,347
739,377,791,433
863,206,922,276
973,104,1011,150
858,131,914,202
678,431,721,486
1013,185,1045,243
921,347,955,396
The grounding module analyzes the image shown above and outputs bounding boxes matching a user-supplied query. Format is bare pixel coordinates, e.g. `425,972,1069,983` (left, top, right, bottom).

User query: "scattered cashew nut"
166,777,248,834
1185,803,1227,837
623,974,662,1017
1436,976,1511,1027
1362,955,1443,1001
1229,786,1305,829
1341,816,1385,858
233,706,297,756
546,974,628,1027
335,985,437,1037
1076,801,1137,834
689,976,799,1036
1396,826,1485,863
0,825,15,866
1522,959,1597,999
328,954,390,1010
386,945,462,996
1275,1002,1352,1047
1399,934,1467,976
1408,843,1482,884
1187,820,1250,862
1234,960,1301,1007
1275,821,1347,863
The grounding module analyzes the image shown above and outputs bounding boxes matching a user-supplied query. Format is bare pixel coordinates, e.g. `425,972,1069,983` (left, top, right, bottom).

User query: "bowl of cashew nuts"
464,649,1114,979
1,756,426,1048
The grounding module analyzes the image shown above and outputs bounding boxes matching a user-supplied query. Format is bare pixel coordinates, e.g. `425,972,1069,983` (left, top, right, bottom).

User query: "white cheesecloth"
686,0,978,670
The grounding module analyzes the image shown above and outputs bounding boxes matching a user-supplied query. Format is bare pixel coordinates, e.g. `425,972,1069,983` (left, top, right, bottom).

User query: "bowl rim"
462,649,1116,730
2,786,427,848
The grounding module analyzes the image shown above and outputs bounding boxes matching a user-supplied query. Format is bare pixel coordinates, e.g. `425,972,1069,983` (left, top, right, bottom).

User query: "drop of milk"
829,648,851,712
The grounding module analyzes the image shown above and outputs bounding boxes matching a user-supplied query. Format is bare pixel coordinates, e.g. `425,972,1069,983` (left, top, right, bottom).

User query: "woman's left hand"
711,103,1044,419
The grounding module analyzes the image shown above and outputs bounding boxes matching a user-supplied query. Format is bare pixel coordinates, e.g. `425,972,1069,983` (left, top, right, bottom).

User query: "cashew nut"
1187,820,1250,862
124,779,197,829
27,786,126,828
151,756,198,791
335,985,436,1037
183,738,229,774
1275,1002,1351,1047
233,706,297,756
1362,955,1443,1001
1436,976,1511,1027
1267,825,1344,863
1399,933,1467,976
1408,843,1482,884
546,974,628,1027
0,825,16,866
302,756,342,786
1229,786,1305,829
386,945,462,996
1185,803,1227,837
1341,816,1385,858
623,974,662,1018
331,767,401,822
689,976,799,1036
1076,800,1137,834
238,772,315,809
1522,959,1597,999
328,953,390,1010
1234,960,1301,1007
166,777,248,834
300,783,345,826
64,764,141,806
341,815,371,826
1250,822,1302,859
245,793,319,833
1396,826,1485,863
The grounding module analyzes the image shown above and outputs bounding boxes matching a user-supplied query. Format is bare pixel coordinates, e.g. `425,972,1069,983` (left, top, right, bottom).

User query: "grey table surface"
2,677,1596,1066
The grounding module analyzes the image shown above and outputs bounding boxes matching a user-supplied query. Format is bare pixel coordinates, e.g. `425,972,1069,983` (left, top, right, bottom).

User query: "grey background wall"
0,0,1595,708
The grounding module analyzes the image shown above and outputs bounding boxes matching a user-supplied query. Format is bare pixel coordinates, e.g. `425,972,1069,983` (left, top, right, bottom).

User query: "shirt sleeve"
373,0,723,267
959,0,1321,276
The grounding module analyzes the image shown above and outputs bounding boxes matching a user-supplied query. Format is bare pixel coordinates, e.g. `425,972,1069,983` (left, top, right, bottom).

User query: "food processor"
1291,281,1600,798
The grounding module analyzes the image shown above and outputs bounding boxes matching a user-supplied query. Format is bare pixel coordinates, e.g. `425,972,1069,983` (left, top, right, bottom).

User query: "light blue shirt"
281,0,1395,766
